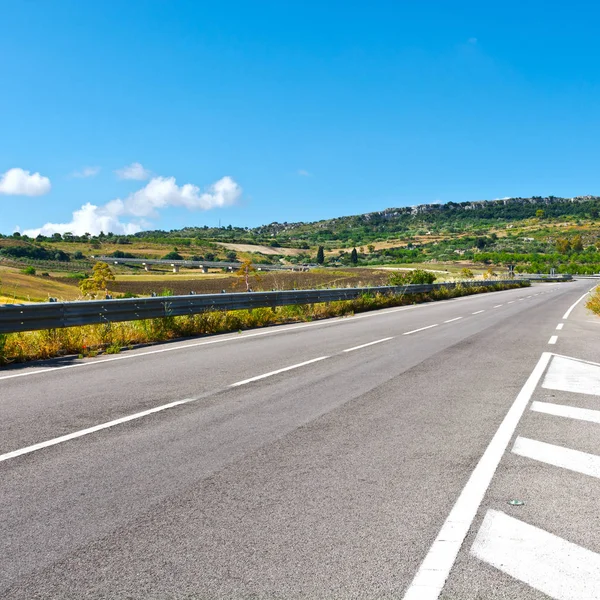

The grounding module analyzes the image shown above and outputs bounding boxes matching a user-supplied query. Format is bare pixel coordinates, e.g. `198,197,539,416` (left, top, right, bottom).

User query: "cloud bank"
115,162,151,181
23,175,241,237
0,168,51,196
70,166,101,178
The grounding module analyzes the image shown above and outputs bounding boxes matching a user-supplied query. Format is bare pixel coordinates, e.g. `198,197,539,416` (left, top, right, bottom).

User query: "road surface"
1,279,598,599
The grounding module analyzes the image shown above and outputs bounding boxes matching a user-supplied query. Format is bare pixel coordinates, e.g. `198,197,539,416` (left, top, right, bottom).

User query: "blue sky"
1,0,600,236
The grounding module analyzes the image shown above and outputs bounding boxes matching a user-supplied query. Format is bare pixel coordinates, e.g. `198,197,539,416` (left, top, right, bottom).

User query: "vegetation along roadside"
0,280,528,365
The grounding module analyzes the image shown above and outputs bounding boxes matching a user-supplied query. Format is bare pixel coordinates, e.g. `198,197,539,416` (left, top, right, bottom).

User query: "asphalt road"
1,279,598,599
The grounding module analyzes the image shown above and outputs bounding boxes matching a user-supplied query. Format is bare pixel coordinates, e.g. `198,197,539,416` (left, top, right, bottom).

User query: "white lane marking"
526,295,532,298
493,304,503,308
548,335,558,345
1,354,332,461
543,355,600,396
343,337,394,353
443,317,463,324
513,436,600,479
508,301,515,304
0,285,528,383
472,310,485,315
556,323,564,330
0,308,419,383
402,352,552,600
518,298,524,301
562,291,591,320
471,509,600,600
0,398,194,464
531,401,600,425
402,324,438,336
229,356,329,387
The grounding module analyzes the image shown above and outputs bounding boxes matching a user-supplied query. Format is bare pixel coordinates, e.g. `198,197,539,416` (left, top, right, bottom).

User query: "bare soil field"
107,269,392,296
215,242,306,256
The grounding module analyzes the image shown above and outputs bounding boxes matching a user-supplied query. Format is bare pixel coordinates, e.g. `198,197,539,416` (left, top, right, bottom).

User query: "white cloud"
0,168,51,196
115,162,152,181
297,169,312,177
23,175,242,237
70,166,101,178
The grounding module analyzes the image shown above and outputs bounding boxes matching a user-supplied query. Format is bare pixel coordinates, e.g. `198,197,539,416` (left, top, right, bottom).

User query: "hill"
2,195,600,279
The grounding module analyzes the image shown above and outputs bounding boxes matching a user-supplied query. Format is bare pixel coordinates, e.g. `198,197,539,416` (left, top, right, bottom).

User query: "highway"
1,279,598,599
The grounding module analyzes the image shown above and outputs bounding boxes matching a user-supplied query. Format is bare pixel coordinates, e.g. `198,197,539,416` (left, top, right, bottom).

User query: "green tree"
350,247,358,264
556,238,571,254
162,251,183,260
367,244,376,254
316,246,325,264
79,262,115,297
571,235,584,252
536,209,545,219
235,259,260,291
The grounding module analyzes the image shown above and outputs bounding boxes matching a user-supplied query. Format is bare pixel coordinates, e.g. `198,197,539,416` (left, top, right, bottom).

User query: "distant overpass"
93,256,310,273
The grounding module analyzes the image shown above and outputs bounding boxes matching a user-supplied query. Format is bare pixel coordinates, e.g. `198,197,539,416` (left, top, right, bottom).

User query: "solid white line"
556,323,564,330
343,337,393,352
562,291,590,320
531,401,600,425
513,436,600,479
472,310,484,315
402,352,553,600
443,317,463,324
493,304,503,308
402,324,438,335
0,398,194,463
229,356,329,387
471,509,600,600
548,335,558,345
0,285,531,383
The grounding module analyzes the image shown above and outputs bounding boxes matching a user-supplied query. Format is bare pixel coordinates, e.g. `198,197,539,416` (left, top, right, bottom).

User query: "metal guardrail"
515,274,572,282
0,280,525,334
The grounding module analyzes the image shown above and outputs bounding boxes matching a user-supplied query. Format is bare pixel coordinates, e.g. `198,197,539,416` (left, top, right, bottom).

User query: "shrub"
388,269,437,286
21,266,36,275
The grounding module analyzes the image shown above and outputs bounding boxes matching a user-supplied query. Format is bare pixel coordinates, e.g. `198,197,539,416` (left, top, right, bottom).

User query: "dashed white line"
402,352,552,600
0,285,530,383
471,509,600,600
508,301,515,304
512,436,600,479
0,398,195,464
472,310,485,315
548,335,558,345
444,317,463,324
343,337,394,353
531,401,600,425
403,324,439,335
556,323,564,330
493,304,503,308
230,356,329,387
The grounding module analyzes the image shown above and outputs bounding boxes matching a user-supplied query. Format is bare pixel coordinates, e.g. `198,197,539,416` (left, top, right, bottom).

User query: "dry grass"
0,282,527,365
0,267,81,302
586,286,600,316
